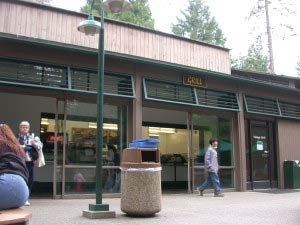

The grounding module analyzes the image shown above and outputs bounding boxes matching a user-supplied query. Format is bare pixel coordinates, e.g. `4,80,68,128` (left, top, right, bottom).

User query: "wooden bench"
0,208,32,225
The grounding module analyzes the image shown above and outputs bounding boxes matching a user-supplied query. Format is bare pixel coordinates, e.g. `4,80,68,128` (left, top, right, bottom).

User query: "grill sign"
183,75,206,88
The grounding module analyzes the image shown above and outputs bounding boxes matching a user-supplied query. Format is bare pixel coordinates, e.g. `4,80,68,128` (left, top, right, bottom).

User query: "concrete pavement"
26,190,300,225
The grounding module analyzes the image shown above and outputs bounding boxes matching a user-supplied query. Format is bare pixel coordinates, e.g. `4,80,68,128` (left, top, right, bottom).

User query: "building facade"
0,0,300,198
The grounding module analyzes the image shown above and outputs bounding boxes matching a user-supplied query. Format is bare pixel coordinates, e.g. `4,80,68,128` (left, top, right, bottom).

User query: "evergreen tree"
232,36,269,73
80,0,154,29
171,0,226,47
248,0,297,74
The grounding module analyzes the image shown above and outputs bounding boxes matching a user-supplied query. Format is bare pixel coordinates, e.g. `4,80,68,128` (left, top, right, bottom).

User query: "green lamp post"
78,0,130,219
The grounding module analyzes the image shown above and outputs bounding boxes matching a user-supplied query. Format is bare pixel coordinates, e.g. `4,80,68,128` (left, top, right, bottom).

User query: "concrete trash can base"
121,168,162,216
120,147,162,216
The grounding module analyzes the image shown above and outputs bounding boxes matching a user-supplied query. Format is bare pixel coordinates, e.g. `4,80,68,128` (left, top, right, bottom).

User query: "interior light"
88,122,118,130
88,122,97,129
41,118,49,125
103,123,118,130
149,127,176,134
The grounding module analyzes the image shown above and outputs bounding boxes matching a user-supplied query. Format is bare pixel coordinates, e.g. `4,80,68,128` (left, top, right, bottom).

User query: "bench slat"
0,208,32,225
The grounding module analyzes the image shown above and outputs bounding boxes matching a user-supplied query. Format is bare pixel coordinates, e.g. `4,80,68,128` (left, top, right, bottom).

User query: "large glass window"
192,114,234,189
40,100,127,194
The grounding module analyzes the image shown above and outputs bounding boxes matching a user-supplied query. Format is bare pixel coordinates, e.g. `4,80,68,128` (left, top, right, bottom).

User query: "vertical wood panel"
179,40,183,65
31,7,38,38
145,29,150,58
122,25,127,54
29,6,35,37
3,3,10,33
104,23,110,51
110,23,117,52
19,4,26,35
15,4,22,36
62,12,68,44
153,33,157,60
0,3,6,32
210,48,213,71
24,6,30,36
132,27,137,56
40,8,47,39
165,36,170,62
9,2,17,35
169,36,173,63
135,27,141,57
124,27,130,55
46,11,52,41
70,16,77,46
65,14,72,44
57,12,63,42
195,44,200,69
145,31,150,58
116,22,122,54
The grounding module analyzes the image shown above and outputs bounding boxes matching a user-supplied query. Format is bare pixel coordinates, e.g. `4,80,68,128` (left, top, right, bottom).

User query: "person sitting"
0,122,29,210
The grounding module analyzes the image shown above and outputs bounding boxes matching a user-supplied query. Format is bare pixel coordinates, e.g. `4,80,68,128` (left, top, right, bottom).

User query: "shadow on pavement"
251,189,300,194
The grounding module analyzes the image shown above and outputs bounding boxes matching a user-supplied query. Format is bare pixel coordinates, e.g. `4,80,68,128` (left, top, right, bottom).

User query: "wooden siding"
277,120,300,188
0,1,231,74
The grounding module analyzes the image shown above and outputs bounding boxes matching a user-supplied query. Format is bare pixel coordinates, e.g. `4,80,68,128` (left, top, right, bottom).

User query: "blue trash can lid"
132,138,160,143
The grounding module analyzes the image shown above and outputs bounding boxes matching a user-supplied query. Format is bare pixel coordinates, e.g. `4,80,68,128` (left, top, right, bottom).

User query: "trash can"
284,160,300,189
121,145,161,216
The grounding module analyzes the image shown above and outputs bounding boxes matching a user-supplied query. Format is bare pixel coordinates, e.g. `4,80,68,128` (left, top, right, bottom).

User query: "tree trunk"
265,0,275,74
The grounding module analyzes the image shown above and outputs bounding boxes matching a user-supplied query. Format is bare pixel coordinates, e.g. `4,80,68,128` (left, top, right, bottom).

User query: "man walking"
198,137,224,197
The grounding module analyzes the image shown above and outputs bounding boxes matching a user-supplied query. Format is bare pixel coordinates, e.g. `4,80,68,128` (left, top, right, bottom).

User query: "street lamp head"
102,0,131,14
77,12,101,36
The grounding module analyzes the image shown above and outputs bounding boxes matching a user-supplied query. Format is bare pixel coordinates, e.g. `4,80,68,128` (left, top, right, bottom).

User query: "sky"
51,0,300,77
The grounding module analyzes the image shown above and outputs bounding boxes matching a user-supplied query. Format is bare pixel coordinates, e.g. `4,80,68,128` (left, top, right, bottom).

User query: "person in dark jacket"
0,122,29,210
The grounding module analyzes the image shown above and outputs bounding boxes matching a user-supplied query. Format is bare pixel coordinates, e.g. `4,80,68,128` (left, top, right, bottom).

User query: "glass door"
251,124,269,182
191,114,234,192
246,120,277,189
40,99,65,198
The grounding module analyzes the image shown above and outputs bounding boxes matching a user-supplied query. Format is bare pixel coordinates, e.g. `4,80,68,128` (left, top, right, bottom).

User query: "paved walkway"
26,190,300,225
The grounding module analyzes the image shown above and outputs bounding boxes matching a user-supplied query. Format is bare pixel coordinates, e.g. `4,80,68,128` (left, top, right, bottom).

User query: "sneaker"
214,192,225,197
24,201,30,206
197,187,204,196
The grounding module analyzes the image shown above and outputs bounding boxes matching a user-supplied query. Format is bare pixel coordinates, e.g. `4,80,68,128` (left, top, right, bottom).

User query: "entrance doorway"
191,114,234,191
245,120,277,189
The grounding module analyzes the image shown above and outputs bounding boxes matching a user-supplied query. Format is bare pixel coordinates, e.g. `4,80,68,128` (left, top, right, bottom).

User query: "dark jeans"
26,161,35,194
199,172,221,194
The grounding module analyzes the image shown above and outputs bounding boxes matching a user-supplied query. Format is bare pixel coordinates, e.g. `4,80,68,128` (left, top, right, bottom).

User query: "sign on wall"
183,75,206,88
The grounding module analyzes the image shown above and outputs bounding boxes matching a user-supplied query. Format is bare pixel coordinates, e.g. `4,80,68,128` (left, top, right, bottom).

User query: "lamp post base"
82,203,116,219
89,203,109,211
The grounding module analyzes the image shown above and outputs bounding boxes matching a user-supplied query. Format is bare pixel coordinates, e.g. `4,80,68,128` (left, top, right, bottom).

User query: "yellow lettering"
184,76,205,87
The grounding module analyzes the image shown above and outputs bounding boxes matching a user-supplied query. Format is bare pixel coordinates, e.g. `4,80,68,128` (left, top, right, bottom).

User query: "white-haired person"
18,121,43,206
